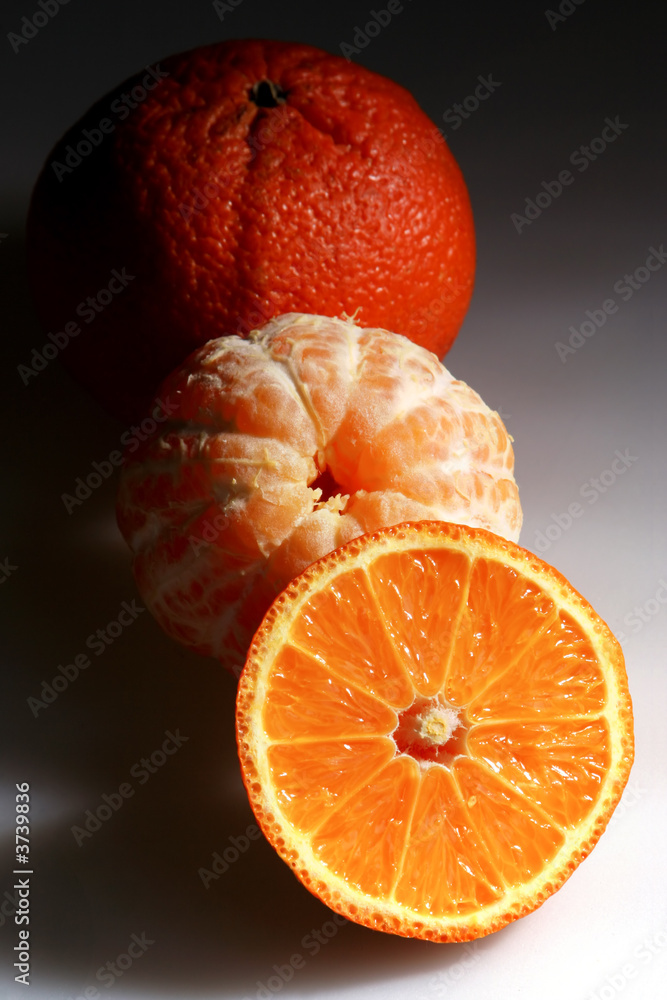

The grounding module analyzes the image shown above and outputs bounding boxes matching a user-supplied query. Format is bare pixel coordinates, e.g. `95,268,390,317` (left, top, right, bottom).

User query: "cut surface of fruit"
116,313,521,673
236,521,633,942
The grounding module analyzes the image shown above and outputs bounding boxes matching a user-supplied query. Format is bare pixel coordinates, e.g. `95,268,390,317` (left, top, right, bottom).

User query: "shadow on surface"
1,231,511,998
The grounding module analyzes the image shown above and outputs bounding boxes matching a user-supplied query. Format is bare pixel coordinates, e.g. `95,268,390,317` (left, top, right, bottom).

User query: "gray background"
1,1,665,998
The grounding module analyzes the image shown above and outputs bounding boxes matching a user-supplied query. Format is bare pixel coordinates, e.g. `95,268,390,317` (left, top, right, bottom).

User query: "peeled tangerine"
116,313,522,673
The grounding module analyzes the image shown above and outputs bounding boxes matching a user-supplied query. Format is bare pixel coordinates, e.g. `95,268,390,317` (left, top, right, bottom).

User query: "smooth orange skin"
26,38,475,421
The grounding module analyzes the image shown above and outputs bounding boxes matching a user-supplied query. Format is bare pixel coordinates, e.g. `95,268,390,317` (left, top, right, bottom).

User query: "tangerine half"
236,521,634,941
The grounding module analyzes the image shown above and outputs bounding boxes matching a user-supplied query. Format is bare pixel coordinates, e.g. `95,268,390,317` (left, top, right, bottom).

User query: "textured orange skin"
26,38,475,422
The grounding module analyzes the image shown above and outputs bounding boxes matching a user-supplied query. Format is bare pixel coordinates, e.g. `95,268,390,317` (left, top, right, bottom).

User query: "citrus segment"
365,548,470,697
266,738,395,832
468,610,606,723
236,521,634,941
290,567,413,708
311,756,419,897
392,766,502,916
451,757,565,883
445,558,557,707
467,720,610,829
262,644,397,742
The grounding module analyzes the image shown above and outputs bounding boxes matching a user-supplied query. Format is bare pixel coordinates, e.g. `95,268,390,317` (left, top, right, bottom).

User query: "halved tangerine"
236,521,633,941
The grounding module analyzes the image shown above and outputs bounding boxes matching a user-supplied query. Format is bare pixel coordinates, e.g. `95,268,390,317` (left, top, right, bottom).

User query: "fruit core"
310,466,346,504
393,696,469,767
250,79,288,107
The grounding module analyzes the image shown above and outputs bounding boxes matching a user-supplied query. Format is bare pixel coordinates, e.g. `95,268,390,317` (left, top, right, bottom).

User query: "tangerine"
27,38,474,421
236,521,634,941
116,313,521,673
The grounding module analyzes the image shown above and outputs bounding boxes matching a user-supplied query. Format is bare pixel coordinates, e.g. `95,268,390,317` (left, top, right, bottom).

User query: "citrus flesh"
116,314,521,673
236,521,634,942
27,38,475,421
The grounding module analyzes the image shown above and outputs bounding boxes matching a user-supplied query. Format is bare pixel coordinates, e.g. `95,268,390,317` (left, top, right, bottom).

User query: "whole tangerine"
27,38,475,421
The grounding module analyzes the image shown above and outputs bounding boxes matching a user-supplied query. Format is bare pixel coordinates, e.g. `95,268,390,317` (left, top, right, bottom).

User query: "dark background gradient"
1,2,665,998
